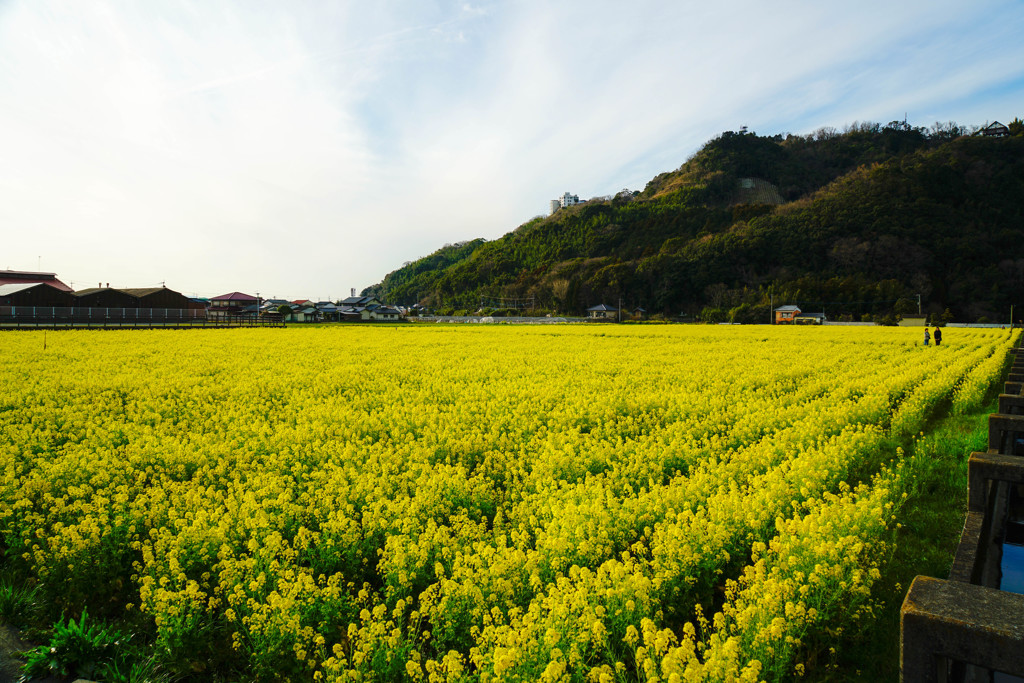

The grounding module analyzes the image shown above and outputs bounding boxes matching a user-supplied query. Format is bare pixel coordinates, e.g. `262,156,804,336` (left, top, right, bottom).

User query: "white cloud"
1,0,1022,297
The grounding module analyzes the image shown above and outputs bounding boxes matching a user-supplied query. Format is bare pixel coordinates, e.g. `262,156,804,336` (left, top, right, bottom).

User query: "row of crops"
0,325,1016,681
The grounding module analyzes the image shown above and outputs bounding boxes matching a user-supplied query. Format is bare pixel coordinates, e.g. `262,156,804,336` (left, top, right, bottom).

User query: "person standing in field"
923,328,930,345
934,327,942,346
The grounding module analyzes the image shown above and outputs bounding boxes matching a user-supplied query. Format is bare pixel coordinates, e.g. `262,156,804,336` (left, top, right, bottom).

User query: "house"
774,305,800,324
275,301,321,322
370,306,401,321
632,307,647,320
259,299,288,313
339,306,364,322
339,304,402,321
587,304,618,320
977,121,1010,138
550,192,580,214
316,302,340,321
292,306,321,323
559,192,580,208
793,311,827,325
210,292,259,318
340,295,381,308
0,282,74,307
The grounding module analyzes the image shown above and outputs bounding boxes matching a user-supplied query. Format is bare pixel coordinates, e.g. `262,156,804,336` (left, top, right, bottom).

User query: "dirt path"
0,625,28,683
0,624,72,683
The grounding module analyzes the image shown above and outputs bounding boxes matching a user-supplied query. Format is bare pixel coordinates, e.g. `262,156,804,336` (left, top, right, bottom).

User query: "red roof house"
210,292,259,317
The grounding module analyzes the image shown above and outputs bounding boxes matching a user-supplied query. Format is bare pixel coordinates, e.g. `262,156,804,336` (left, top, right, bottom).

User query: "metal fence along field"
0,306,283,328
0,325,1016,681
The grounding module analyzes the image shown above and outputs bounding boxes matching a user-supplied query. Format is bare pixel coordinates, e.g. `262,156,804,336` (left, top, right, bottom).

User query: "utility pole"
917,294,921,315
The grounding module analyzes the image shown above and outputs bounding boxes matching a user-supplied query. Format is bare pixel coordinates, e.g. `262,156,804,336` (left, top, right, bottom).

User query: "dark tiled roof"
212,292,258,302
119,287,172,297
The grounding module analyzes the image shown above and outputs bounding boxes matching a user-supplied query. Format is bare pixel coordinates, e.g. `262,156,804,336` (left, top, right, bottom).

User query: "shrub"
21,609,129,681
699,306,727,323
98,654,171,683
0,576,38,628
874,313,900,326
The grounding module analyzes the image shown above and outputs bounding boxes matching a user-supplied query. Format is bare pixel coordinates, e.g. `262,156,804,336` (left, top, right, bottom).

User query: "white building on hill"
549,192,580,214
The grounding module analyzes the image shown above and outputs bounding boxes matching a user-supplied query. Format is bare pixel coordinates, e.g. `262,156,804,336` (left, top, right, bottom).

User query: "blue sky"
2,0,1022,299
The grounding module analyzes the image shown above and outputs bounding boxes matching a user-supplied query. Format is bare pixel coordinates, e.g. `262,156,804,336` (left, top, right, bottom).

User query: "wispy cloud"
1,0,1021,296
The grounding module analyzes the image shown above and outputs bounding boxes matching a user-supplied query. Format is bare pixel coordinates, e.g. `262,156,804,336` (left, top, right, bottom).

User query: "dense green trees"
371,121,1024,321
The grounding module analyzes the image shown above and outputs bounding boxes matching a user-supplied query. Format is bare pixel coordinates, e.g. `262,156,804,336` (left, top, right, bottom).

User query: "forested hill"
368,119,1024,322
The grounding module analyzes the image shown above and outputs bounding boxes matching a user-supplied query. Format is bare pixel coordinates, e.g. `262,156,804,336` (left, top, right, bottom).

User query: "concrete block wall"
901,347,1024,682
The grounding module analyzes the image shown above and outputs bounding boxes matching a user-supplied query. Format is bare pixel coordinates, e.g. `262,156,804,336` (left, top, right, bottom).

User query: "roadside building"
0,282,74,307
289,306,320,323
340,306,364,322
316,302,340,321
73,286,139,309
774,305,801,324
339,303,402,321
794,311,827,325
210,292,259,318
587,304,618,320
120,287,192,310
260,299,288,315
371,306,401,321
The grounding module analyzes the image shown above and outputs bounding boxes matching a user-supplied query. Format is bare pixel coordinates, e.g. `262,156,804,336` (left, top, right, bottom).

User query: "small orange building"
774,305,800,324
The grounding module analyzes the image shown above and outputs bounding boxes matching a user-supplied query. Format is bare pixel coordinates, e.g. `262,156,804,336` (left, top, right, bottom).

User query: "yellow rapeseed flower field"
0,324,1015,682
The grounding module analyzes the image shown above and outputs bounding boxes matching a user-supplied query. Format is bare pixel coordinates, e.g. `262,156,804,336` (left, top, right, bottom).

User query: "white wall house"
550,192,580,214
